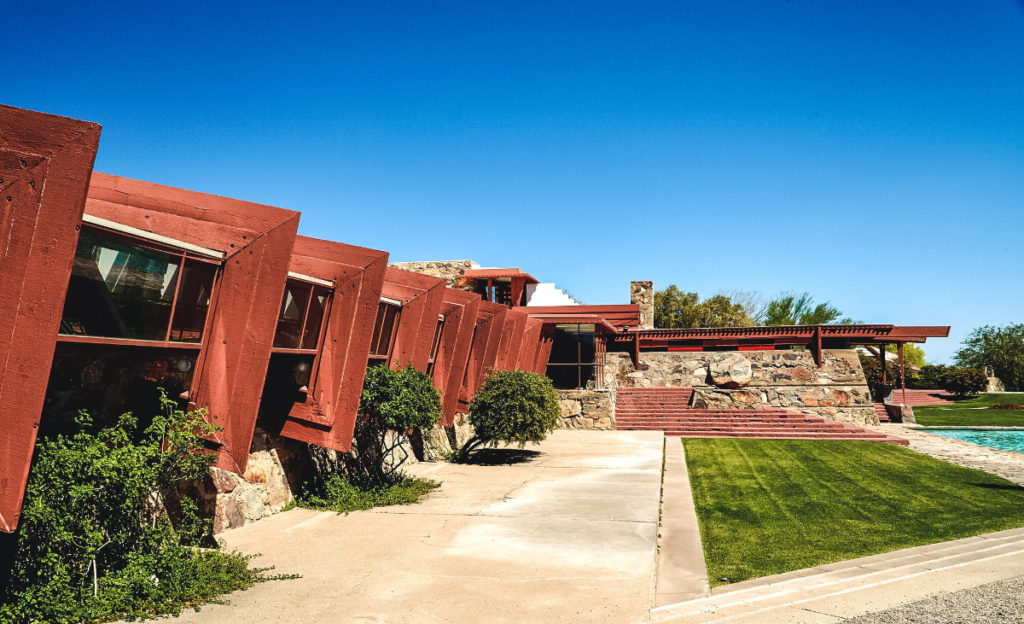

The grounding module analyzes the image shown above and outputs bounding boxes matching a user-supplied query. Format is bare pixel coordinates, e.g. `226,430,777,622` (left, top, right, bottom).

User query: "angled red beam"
516,318,545,371
277,236,388,452
459,301,507,408
434,289,480,426
0,105,101,533
383,267,445,370
534,324,556,374
85,173,299,475
495,308,529,370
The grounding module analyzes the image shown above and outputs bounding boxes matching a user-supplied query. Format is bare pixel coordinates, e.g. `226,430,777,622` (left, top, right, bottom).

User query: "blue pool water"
923,429,1024,454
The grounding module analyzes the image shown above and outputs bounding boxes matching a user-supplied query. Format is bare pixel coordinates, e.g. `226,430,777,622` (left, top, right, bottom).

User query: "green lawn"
683,438,1024,586
914,393,1024,426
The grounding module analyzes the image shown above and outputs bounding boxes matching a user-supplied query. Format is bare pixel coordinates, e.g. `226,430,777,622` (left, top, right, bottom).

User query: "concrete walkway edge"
655,436,712,606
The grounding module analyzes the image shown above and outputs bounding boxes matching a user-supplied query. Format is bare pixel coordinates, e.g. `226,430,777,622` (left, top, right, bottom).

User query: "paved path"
169,430,664,624
650,527,1024,623
870,424,1024,485
655,439,711,605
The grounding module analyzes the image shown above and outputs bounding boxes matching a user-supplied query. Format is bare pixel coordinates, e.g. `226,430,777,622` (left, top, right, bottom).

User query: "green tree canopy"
654,286,753,329
763,293,852,326
885,343,926,369
955,324,1024,391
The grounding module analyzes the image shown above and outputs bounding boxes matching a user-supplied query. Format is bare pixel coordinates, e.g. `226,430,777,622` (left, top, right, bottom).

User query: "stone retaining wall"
388,260,477,288
557,389,615,429
605,349,877,425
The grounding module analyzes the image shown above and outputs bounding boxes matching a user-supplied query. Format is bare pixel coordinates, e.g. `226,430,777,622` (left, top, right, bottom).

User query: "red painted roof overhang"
462,268,538,283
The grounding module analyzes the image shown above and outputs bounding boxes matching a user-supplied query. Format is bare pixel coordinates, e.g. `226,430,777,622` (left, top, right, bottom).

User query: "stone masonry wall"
557,389,615,430
605,349,877,425
630,281,654,329
388,260,477,288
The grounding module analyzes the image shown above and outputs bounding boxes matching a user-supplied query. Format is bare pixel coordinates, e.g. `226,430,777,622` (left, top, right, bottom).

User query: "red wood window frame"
56,224,221,350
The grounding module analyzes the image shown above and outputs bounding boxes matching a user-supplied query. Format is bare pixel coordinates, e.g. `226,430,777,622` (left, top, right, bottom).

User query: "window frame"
545,323,597,389
56,223,222,350
367,299,402,364
271,277,334,355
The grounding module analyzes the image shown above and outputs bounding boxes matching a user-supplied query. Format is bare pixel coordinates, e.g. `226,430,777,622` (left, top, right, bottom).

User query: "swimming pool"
922,429,1024,454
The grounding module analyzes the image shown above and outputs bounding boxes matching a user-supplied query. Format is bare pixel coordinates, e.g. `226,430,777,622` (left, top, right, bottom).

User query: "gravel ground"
845,575,1024,623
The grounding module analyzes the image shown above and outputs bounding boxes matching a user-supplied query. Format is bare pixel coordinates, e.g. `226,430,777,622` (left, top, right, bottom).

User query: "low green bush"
457,369,561,461
0,401,288,624
293,474,440,514
940,367,989,398
348,365,441,488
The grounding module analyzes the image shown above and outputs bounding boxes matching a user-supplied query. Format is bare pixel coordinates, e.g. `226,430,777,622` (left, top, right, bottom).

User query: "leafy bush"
293,474,439,514
939,367,989,398
908,364,949,390
955,324,1024,391
458,370,561,461
858,353,912,401
0,402,283,623
348,365,441,488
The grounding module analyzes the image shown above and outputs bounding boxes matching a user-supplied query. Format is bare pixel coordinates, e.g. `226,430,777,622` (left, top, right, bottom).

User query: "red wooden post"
898,342,907,405
813,326,822,367
0,105,101,533
879,342,887,386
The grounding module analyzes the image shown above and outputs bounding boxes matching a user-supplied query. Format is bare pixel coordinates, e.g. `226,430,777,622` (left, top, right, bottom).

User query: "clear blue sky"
7,1,1022,364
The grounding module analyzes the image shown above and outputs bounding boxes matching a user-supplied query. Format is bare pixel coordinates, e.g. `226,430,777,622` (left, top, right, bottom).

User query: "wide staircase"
616,387,908,445
890,388,956,406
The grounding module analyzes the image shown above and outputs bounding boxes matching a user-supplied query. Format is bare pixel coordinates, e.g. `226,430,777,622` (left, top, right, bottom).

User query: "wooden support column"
813,326,822,367
897,342,907,405
879,342,887,386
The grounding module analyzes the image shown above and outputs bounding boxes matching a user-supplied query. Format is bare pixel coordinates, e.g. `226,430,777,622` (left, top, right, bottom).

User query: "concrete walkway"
169,430,665,624
651,527,1024,623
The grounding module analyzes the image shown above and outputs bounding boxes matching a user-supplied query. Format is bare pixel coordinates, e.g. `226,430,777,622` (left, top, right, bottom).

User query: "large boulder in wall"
710,354,753,388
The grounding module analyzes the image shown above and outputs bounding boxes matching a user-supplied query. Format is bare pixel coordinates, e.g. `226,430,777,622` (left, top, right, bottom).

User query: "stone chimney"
630,281,654,329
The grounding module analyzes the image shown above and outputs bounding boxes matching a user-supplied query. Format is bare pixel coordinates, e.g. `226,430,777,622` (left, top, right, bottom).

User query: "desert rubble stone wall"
605,349,877,425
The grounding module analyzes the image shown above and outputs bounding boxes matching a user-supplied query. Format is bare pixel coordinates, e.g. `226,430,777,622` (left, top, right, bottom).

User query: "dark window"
545,323,596,389
60,226,219,344
368,301,401,361
273,280,332,351
426,317,445,376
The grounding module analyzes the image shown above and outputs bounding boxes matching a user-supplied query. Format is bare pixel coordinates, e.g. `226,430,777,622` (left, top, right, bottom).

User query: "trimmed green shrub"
939,367,989,398
0,401,284,623
458,369,561,461
348,365,441,487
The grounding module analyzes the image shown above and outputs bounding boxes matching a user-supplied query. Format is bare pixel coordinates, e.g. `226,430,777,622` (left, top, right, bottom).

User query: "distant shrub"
908,364,949,390
457,370,561,461
939,367,989,398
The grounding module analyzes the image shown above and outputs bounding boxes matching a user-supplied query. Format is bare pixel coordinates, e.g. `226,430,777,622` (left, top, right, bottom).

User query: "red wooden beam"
0,105,101,533
277,236,388,452
434,289,480,426
383,267,445,370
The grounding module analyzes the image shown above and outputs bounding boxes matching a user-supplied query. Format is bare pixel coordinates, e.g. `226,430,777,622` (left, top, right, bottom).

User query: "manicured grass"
915,393,1024,426
683,438,1024,586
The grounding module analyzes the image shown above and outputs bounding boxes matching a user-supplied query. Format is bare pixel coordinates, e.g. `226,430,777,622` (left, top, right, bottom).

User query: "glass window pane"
169,259,217,343
548,324,581,363
369,302,401,357
274,281,312,349
61,227,181,340
428,318,444,363
546,364,580,389
577,325,597,364
301,286,331,350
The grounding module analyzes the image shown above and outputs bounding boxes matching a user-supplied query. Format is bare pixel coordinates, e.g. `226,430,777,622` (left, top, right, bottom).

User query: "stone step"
666,432,908,445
